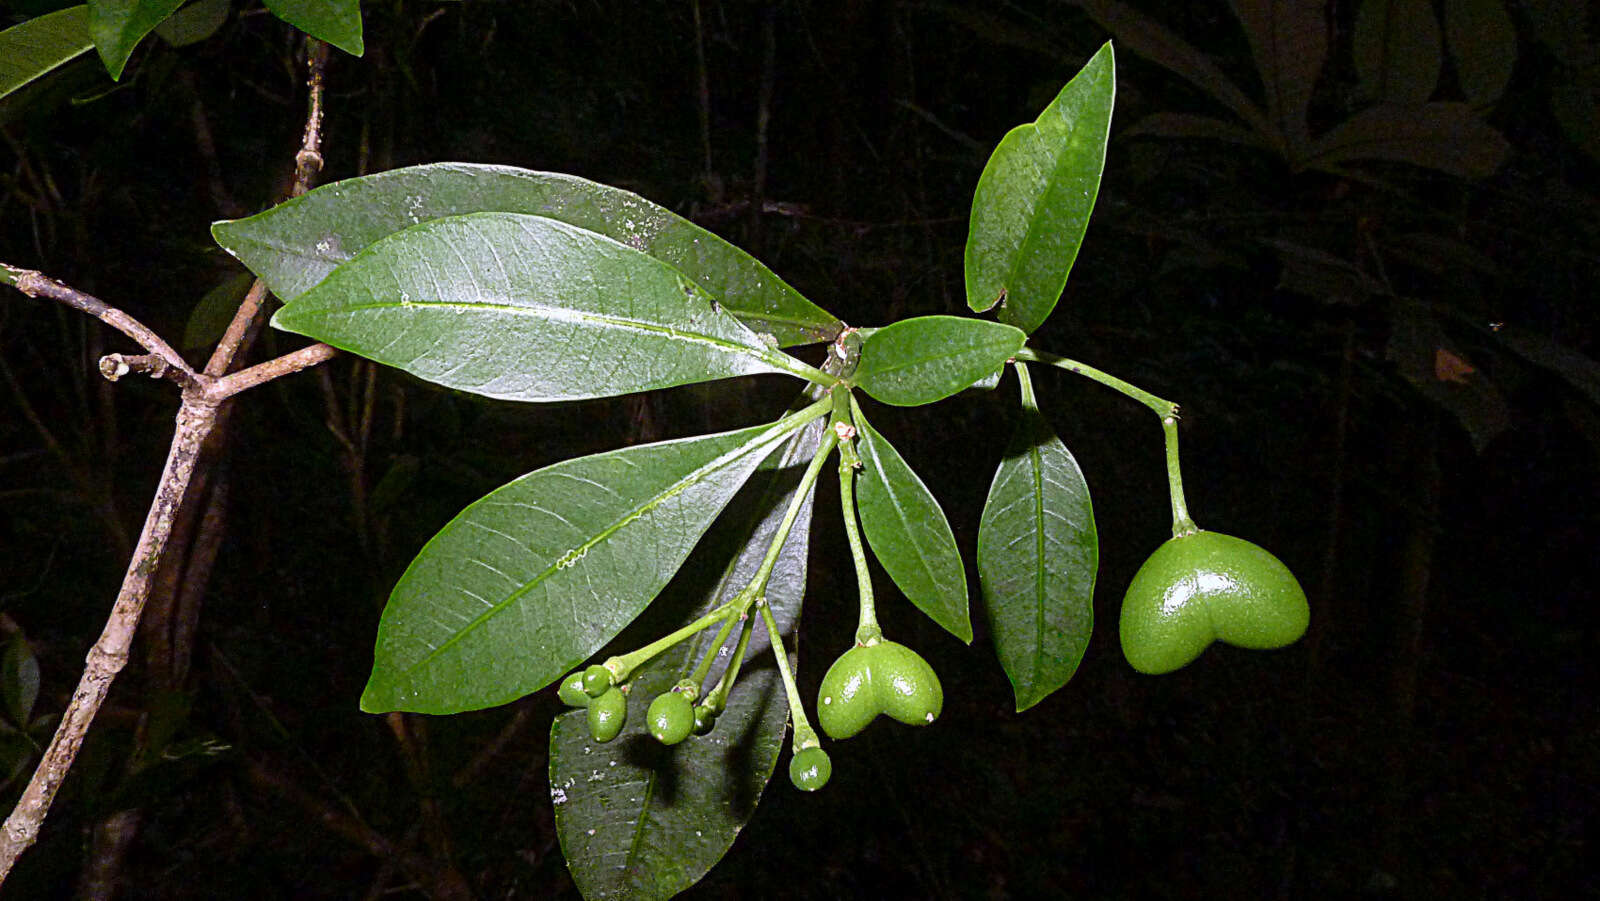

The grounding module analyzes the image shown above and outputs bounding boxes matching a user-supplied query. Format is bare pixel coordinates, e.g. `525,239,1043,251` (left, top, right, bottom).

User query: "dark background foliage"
2,1,1596,898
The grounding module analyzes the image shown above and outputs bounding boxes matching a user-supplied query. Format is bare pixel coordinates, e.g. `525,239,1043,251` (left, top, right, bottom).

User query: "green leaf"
1071,0,1269,135
965,41,1114,333
1123,111,1272,148
552,394,824,901
1306,102,1509,178
211,163,841,347
261,0,362,56
181,271,253,350
270,212,824,403
977,364,1096,711
1,635,41,728
1354,0,1443,104
1443,0,1517,108
154,0,229,47
1386,301,1508,450
852,315,1025,407
360,408,821,714
87,0,185,80
851,398,971,643
0,6,94,104
1230,0,1327,151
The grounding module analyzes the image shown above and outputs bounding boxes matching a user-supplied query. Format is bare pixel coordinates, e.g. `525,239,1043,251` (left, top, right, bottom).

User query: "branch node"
99,353,169,383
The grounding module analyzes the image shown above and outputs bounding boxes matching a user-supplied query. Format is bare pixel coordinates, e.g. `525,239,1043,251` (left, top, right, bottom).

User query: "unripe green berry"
587,686,626,742
692,704,717,736
817,640,942,740
647,691,695,745
1119,530,1310,674
582,664,613,698
789,747,831,791
558,671,591,708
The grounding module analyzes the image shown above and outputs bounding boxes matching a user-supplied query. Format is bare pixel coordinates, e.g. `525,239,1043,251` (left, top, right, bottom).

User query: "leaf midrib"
394,418,805,680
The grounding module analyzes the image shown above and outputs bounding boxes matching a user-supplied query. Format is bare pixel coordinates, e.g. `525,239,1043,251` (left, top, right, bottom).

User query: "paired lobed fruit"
816,640,942,740
1118,530,1309,674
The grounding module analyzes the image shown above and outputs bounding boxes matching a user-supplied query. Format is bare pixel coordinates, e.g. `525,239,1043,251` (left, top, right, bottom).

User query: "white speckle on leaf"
551,788,568,804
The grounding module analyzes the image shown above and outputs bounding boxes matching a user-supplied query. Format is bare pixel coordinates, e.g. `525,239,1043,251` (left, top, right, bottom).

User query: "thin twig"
205,38,329,380
2,265,195,383
206,342,339,401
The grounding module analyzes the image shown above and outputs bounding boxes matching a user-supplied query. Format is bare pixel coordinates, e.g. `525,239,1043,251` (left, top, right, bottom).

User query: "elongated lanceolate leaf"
965,41,1114,334
978,364,1097,711
1443,0,1516,108
211,163,841,346
851,398,971,643
0,7,94,108
552,394,824,901
852,315,1025,407
270,212,824,402
1306,102,1509,178
262,0,363,56
359,407,822,714
87,0,184,80
1354,0,1442,104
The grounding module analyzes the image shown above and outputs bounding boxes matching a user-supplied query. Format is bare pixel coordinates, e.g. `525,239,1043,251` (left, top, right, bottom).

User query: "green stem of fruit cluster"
698,612,756,716
1014,348,1197,537
744,423,840,601
678,401,839,708
600,397,835,684
833,392,881,647
1162,414,1198,537
757,599,823,752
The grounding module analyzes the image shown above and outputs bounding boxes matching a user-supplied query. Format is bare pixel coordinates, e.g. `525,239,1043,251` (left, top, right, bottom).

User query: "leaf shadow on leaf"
550,410,820,899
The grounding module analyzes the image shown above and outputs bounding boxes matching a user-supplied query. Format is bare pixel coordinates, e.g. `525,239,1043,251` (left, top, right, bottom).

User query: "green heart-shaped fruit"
587,686,627,742
816,640,943,740
1119,530,1310,674
789,746,832,791
647,691,695,745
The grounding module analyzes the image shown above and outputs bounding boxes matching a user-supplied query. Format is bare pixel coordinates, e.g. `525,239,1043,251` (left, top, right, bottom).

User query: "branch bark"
0,392,219,878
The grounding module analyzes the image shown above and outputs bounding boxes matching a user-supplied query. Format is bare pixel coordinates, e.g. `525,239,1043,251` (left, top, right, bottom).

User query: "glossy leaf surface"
261,0,362,56
270,212,822,402
86,0,184,79
977,364,1097,711
212,163,841,346
851,398,971,643
551,400,824,900
965,41,1114,333
0,6,93,104
852,315,1025,407
360,411,817,714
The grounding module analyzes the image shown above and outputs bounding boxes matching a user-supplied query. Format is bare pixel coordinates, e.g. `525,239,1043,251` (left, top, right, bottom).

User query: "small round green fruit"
1119,530,1310,674
586,686,627,742
558,671,591,708
789,746,832,791
582,664,613,698
647,691,695,745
